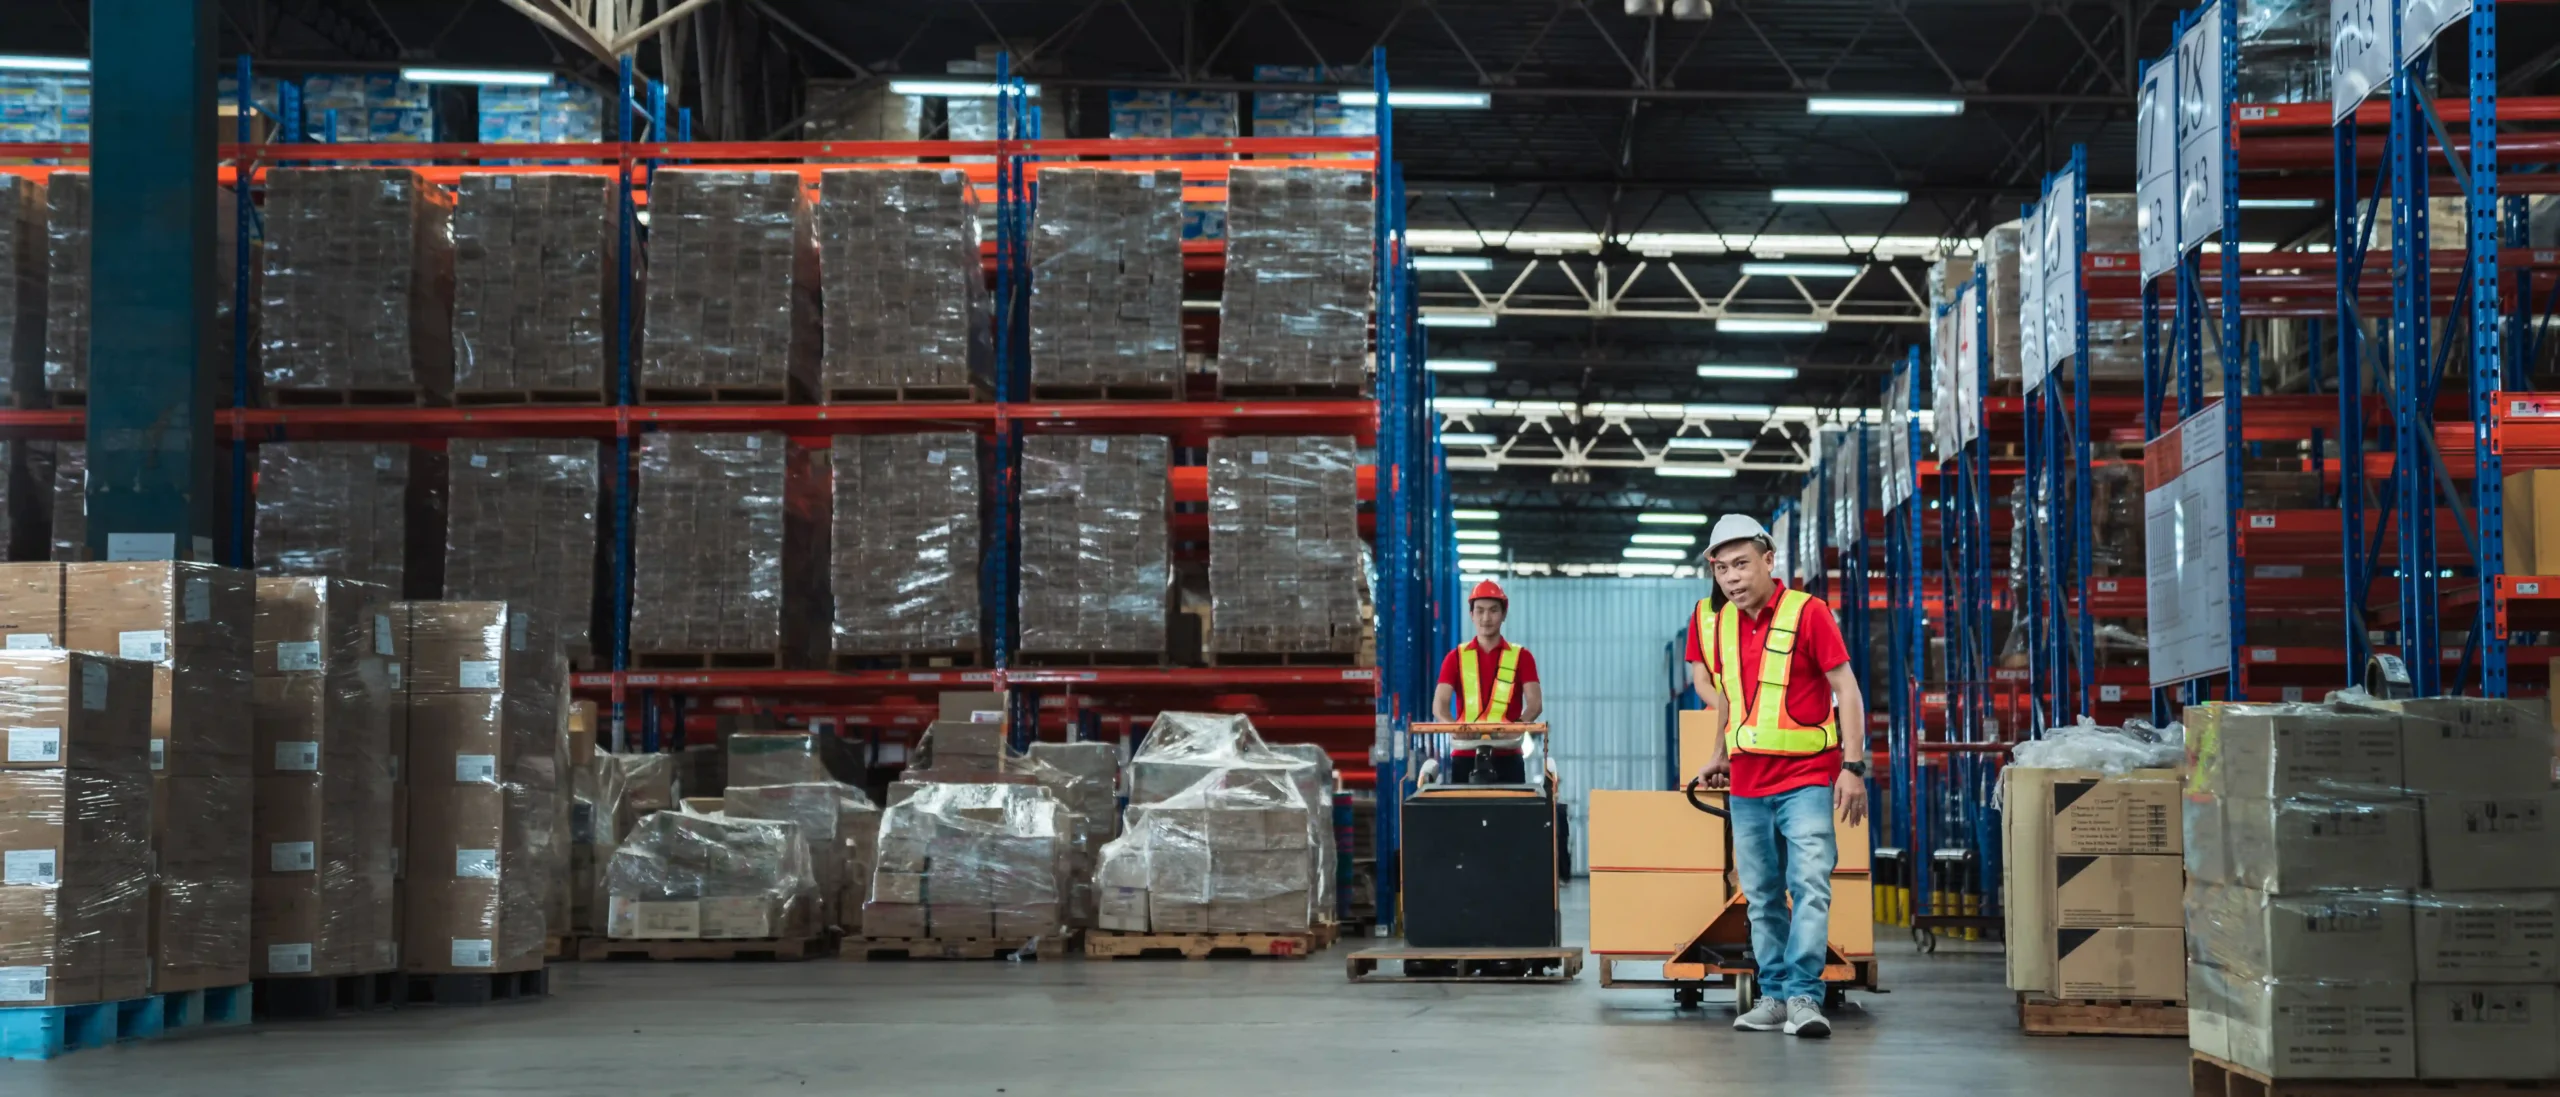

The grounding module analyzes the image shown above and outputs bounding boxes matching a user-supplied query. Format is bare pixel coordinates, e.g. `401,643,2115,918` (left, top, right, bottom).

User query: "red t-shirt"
1683,582,1851,798
1436,638,1539,721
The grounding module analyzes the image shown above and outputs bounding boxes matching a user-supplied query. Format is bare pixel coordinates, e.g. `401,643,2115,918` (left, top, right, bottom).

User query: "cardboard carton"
2422,792,2560,890
2004,767,2180,856
0,562,63,649
2188,883,2416,982
2412,890,2559,981
2050,926,2182,999
2211,972,2417,1080
2414,983,2560,1079
2395,699,2554,798
1830,872,1875,954
1589,871,1728,954
2226,795,2424,891
0,650,149,773
2211,708,2402,798
2049,854,2185,928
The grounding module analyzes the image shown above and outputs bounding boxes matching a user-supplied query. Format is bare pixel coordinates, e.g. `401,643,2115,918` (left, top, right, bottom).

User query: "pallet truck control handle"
1684,778,1730,818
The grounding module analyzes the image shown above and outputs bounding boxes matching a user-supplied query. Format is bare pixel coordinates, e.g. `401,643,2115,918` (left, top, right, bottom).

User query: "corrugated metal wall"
1498,577,1704,876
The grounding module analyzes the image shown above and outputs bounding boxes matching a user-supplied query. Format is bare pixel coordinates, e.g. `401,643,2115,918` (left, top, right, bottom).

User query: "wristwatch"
1841,760,1870,778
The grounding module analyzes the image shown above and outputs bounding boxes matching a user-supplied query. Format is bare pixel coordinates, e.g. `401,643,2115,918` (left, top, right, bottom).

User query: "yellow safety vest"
1698,589,1840,756
1454,640,1523,723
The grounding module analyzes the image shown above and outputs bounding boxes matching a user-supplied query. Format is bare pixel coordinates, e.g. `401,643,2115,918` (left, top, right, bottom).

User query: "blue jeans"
1727,783,1838,1004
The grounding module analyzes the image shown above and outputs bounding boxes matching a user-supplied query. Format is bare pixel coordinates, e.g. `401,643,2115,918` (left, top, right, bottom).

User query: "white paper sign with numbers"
1933,306,1960,461
2145,400,2233,687
2401,0,2470,68
1956,283,1983,447
2137,54,2179,280
2331,0,2392,124
2021,203,2048,392
2043,168,2079,373
2177,3,2226,253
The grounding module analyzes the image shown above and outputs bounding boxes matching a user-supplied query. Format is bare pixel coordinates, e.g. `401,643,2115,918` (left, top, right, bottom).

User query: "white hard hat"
1707,514,1773,555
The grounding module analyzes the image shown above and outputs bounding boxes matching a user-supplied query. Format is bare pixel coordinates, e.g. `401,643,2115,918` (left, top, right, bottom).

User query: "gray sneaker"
1783,996,1831,1038
1733,996,1788,1031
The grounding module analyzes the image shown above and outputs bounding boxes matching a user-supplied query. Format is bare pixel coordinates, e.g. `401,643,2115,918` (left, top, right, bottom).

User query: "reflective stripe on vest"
1455,641,1523,722
1708,589,1840,756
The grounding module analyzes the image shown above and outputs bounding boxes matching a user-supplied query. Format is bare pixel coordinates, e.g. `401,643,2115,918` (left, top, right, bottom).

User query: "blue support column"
2217,0,2246,698
87,0,219,561
2471,2,2506,697
2389,29,2442,696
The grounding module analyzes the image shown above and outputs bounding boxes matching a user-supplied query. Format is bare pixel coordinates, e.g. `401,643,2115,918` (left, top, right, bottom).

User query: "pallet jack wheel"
1912,927,1937,954
1824,984,1847,1011
1734,972,1757,1012
1673,987,1704,1010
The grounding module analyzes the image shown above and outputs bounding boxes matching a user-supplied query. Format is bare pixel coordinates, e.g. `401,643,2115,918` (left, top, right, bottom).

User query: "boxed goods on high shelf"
828,434,979,661
1999,759,2184,1002
253,442,447,598
41,174,253,402
1206,436,1364,659
0,649,154,1006
815,170,991,398
63,561,257,994
1028,169,1184,395
1020,435,1169,659
0,175,40,404
399,601,568,977
259,167,454,402
605,810,821,941
475,84,604,144
860,781,1073,941
2183,698,2560,1081
250,576,398,978
444,439,600,666
299,74,435,143
450,173,613,399
639,170,817,398
802,81,921,141
1107,90,1239,239
1096,712,1331,935
1216,167,1371,393
630,432,823,664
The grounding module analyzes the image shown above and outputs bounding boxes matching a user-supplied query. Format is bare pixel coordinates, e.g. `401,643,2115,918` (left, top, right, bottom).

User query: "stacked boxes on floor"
253,442,447,598
1587,789,1730,955
1024,741,1122,928
443,439,600,666
862,781,1072,941
604,810,822,941
571,752,672,937
0,649,153,1006
815,169,990,395
719,731,879,933
2183,698,2560,1080
1215,167,1372,391
1097,712,1323,935
1028,168,1184,391
250,576,398,978
1019,435,1169,657
1205,436,1364,658
639,170,816,394
630,432,811,660
1999,766,2183,1000
828,434,979,658
450,173,613,398
259,167,455,400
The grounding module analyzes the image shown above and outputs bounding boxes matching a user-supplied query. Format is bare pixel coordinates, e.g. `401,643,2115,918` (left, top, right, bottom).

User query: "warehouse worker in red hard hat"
1686,514,1868,1040
1426,578,1542,785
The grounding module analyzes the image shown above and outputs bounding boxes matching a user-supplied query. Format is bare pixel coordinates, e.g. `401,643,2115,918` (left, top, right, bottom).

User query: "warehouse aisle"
14,887,2186,1096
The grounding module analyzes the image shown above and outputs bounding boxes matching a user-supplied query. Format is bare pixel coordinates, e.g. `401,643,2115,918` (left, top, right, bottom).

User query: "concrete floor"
16,885,2187,1096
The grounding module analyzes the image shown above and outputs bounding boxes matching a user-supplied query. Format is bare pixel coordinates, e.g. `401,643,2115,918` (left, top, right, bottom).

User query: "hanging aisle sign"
2401,0,2469,68
2332,0,2392,124
2145,401,2233,686
2137,55,2179,281
2176,1,2225,253
1933,304,1960,461
2042,167,2080,374
1956,282,1983,448
1884,366,1914,511
2021,202,2048,392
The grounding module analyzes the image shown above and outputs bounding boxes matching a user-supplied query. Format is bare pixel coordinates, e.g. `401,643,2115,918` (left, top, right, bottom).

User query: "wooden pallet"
1344,946,1583,984
631,649,787,670
454,388,609,406
1205,650,1364,667
1215,382,1368,401
265,387,432,407
1083,930,1323,960
1,983,251,1061
578,937,826,962
252,971,401,1019
638,384,797,405
840,935,1069,961
1015,650,1167,668
2189,1052,2560,1096
2018,994,2186,1037
401,967,549,1005
823,384,987,404
832,649,984,672
1028,383,1181,402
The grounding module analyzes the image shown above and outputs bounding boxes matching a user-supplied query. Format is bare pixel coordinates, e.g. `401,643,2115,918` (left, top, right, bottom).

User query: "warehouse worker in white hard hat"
1685,513,1869,1039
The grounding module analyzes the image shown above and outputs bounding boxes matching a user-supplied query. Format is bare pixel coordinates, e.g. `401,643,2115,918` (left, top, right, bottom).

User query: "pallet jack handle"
1683,778,1730,818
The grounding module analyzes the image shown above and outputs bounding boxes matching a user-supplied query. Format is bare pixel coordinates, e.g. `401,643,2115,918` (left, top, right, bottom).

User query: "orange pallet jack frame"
1599,893,1879,1011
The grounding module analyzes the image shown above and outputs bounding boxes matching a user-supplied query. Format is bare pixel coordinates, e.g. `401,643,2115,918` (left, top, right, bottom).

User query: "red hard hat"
1468,579,1508,606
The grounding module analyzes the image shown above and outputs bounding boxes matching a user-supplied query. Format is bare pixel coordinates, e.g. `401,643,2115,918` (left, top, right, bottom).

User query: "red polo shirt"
1436,637,1538,721
1683,581,1851,797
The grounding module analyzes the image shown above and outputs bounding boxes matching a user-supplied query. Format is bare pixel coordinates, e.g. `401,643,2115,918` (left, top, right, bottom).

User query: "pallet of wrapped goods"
630,432,823,668
721,778,879,934
253,442,447,599
1018,435,1169,663
1205,436,1364,664
1215,167,1371,397
443,439,600,667
41,173,252,407
638,169,816,403
258,167,453,405
1087,712,1329,958
451,173,613,404
0,175,41,406
592,809,827,960
849,781,1072,959
1028,168,1184,399
828,434,981,669
816,170,990,402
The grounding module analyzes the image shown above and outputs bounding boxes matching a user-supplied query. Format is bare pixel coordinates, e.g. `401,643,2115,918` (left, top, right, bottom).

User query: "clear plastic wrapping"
728,731,823,788
48,440,80,562
640,170,817,393
1216,167,1372,390
0,175,42,405
1206,436,1364,656
1019,434,1169,655
40,171,81,396
1099,759,1314,934
444,439,600,665
721,781,879,930
1011,744,1118,927
1108,712,1332,931
803,82,922,141
1985,222,2023,384
605,809,821,940
451,173,613,396
259,167,454,398
253,442,446,598
570,752,627,936
861,782,1070,940
1029,169,1184,391
251,576,399,977
829,434,980,654
631,432,799,656
913,720,1007,775
0,650,153,1006
816,169,990,395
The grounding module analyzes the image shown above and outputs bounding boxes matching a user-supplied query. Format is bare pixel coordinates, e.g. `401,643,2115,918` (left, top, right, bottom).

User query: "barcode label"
266,943,313,974
0,966,47,1003
119,630,168,662
456,849,499,879
149,738,165,771
2248,515,2276,529
452,939,495,968
373,455,393,471
80,662,103,711
926,450,945,465
1252,451,1269,465
270,841,316,873
459,660,500,689
6,726,59,763
277,641,322,671
1090,438,1109,454
494,177,512,191
184,577,211,622
470,454,489,467
389,662,403,689
375,615,395,655
275,741,319,771
2252,648,2277,662
4,849,57,885
457,754,498,783
2095,580,2118,592
3,633,49,650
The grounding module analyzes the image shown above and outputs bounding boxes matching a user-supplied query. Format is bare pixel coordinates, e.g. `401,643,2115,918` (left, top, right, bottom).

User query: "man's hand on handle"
1692,752,1730,792
1834,767,1868,827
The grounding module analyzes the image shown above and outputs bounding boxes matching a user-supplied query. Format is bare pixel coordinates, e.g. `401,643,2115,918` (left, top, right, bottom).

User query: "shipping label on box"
2413,891,2559,982
2414,983,2560,1080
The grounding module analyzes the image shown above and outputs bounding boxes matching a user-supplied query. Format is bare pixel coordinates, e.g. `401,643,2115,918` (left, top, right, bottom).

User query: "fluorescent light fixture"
1807,97,1964,116
1453,509,1502,522
1682,403,1776,418
402,66,552,86
1656,466,1740,479
1438,432,1498,446
888,78,1039,97
1637,513,1711,525
1457,543,1503,556
1696,364,1801,380
1446,457,1501,471
1632,533,1698,546
1454,529,1501,542
1180,299,1220,311
1717,318,1828,335
1624,547,1690,561
1770,187,1908,206
2238,198,2322,209
1740,262,1862,279
0,56,89,74
1426,358,1497,374
1665,437,1754,452
1414,255,1494,272
1619,232,1728,255
1419,312,1497,328
1619,562,1680,576
1339,89,1491,109
1432,397,1495,412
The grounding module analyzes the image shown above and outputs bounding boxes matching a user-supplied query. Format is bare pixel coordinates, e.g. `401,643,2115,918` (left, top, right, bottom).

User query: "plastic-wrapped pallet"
251,576,399,978
639,170,816,395
259,167,455,400
1010,746,1116,926
1265,741,1339,923
1096,746,1316,935
0,175,42,405
1216,167,1372,391
48,440,81,561
803,81,922,141
1207,436,1364,658
444,439,600,665
451,173,613,398
254,442,447,598
2085,194,2142,383
1029,169,1184,393
860,782,1071,940
816,170,990,397
1985,222,2023,386
570,752,627,936
1019,434,1169,657
0,650,155,1006
631,432,811,660
1120,712,1334,925
605,810,821,940
829,434,979,657
721,781,881,930
43,174,252,400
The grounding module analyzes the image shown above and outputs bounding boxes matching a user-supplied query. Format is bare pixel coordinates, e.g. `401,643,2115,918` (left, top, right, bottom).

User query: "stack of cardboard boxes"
570,751,672,937
0,176,40,405
449,173,613,398
0,649,153,1006
1204,436,1364,659
250,576,398,978
1999,766,2184,1000
604,809,822,941
1215,167,1372,391
862,782,1071,941
639,170,815,394
443,439,600,666
1018,435,1169,657
41,175,250,402
630,432,811,659
253,442,446,597
258,167,455,400
1027,168,1184,391
1587,789,1730,955
2184,698,2560,1081
829,434,980,657
815,169,989,394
